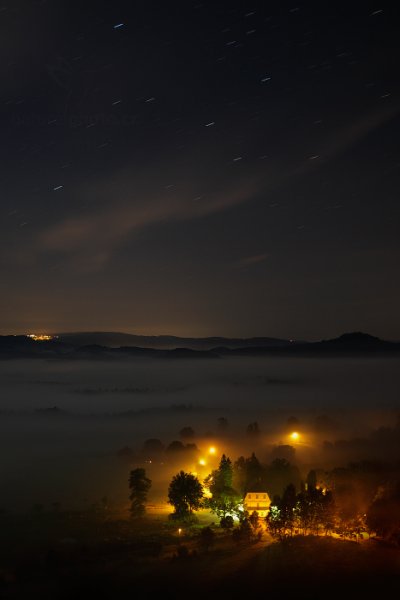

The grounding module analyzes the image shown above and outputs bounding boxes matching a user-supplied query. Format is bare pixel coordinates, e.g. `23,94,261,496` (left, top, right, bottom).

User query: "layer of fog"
0,356,399,511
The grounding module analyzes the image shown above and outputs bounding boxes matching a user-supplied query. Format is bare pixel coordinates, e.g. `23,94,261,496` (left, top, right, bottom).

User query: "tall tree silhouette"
129,468,152,518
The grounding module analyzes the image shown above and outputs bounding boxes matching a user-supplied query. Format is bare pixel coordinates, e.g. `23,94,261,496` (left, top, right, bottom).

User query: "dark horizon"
2,327,400,343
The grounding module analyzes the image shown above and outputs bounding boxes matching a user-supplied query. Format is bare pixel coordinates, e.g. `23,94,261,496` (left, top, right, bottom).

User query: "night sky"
1,1,400,339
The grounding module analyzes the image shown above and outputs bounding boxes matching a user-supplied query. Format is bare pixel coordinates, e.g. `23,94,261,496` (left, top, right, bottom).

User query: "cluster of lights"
27,334,55,341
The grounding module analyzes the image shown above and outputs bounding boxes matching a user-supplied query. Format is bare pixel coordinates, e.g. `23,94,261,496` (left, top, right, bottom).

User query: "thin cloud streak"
27,103,400,273
36,170,260,270
237,254,269,268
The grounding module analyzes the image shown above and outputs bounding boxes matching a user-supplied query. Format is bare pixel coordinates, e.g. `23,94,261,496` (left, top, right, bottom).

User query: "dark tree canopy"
129,468,152,518
306,469,318,491
179,426,195,440
233,452,267,495
205,455,241,520
142,438,165,457
267,484,335,538
270,445,296,463
266,458,301,498
168,471,204,518
220,515,234,530
246,422,260,436
199,526,215,551
166,440,186,453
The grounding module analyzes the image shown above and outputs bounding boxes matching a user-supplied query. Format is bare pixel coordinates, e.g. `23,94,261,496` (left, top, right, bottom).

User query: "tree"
199,526,215,552
249,510,260,531
232,519,252,543
270,445,296,463
142,438,164,457
233,453,267,495
266,502,284,538
266,458,301,498
129,468,152,518
179,426,195,440
117,446,134,460
280,483,297,535
306,469,317,491
220,515,234,530
296,486,335,535
366,483,400,541
246,422,260,436
205,455,241,520
168,471,204,519
166,440,186,454
217,454,234,487
267,484,335,538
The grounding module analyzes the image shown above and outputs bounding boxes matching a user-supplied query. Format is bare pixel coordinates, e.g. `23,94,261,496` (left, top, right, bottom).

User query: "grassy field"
0,509,399,599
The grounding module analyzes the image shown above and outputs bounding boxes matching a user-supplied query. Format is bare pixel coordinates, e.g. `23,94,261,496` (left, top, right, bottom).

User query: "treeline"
128,450,400,546
267,479,335,538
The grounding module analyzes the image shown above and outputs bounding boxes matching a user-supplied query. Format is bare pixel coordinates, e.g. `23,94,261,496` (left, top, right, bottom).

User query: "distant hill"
54,331,295,350
310,331,397,353
221,332,399,356
0,331,398,360
320,332,385,346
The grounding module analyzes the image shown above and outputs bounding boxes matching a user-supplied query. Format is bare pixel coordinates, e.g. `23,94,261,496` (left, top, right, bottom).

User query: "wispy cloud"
24,102,400,273
36,166,260,270
295,101,400,175
236,253,268,268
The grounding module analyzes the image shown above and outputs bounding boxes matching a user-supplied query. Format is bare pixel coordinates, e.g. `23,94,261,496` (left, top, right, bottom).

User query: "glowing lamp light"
290,431,300,441
199,458,207,466
208,446,216,455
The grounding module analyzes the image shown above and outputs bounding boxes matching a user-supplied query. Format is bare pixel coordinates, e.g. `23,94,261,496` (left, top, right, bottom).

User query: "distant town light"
290,431,300,441
27,334,55,341
199,458,207,466
208,446,216,455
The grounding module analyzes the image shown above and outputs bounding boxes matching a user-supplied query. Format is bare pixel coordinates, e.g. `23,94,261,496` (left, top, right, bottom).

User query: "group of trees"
129,452,400,547
128,451,306,524
167,455,243,521
267,479,335,538
366,481,400,544
233,453,301,498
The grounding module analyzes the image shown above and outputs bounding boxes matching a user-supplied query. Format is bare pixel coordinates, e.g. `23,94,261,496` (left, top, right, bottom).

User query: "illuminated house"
244,492,271,517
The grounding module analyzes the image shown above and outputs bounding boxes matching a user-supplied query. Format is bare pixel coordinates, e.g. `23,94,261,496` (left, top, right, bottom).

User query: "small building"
244,492,271,517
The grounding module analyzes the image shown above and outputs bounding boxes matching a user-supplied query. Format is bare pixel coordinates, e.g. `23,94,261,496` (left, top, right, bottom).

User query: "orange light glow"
290,431,300,441
208,446,216,455
199,459,207,466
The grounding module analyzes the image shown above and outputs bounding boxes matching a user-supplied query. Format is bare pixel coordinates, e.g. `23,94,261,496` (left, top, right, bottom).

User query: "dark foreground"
1,511,399,599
